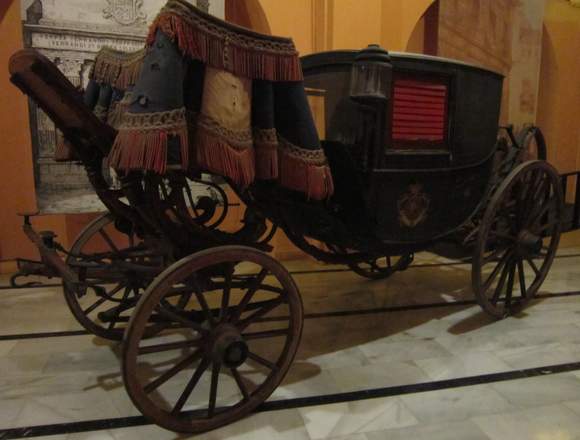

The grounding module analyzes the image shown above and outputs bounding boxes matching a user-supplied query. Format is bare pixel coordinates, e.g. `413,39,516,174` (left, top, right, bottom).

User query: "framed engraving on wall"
20,0,219,213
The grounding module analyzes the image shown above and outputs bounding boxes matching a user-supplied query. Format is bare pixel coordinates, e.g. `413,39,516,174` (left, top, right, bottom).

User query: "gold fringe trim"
147,11,303,81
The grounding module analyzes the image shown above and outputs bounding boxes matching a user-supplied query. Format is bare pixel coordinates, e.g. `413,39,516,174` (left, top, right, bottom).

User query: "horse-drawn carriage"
8,0,563,433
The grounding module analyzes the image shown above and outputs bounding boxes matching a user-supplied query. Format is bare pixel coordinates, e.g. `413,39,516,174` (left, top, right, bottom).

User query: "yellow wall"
537,0,580,174
259,0,436,55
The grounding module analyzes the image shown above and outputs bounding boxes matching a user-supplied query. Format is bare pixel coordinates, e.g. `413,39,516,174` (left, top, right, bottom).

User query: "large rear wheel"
472,161,563,318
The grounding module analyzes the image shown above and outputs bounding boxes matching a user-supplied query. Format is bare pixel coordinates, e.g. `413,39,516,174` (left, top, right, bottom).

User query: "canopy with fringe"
107,0,334,200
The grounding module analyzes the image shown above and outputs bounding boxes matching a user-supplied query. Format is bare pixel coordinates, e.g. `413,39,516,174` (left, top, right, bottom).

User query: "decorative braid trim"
253,127,278,147
278,136,329,166
146,1,303,81
197,113,253,150
108,107,190,174
118,107,189,132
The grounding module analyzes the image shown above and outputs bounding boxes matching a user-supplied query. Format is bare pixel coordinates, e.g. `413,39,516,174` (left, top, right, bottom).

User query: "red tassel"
54,136,77,162
194,127,255,187
255,144,279,180
108,128,188,175
147,12,303,82
279,150,334,200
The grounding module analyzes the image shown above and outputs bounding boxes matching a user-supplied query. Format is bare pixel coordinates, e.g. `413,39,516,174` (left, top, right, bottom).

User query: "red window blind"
392,78,448,145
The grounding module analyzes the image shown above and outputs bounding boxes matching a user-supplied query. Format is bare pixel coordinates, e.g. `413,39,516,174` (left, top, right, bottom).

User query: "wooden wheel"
122,245,303,433
473,161,563,318
349,254,414,280
63,213,164,340
517,126,547,162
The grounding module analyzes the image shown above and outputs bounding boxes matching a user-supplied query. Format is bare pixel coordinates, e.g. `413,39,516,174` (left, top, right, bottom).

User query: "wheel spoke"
494,232,516,242
108,287,131,330
490,256,511,305
83,296,108,315
231,368,250,400
98,229,120,253
156,302,209,335
529,199,556,228
504,261,516,312
247,351,279,372
536,221,558,234
220,265,234,322
482,250,511,292
238,298,285,330
139,338,202,355
517,259,527,298
171,356,211,414
525,257,540,276
231,268,269,323
207,361,221,418
242,328,289,340
188,277,217,327
144,349,204,394
483,247,505,263
522,171,544,220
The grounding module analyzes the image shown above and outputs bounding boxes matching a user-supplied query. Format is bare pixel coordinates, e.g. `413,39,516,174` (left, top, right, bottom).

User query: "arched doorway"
225,0,271,34
406,0,439,55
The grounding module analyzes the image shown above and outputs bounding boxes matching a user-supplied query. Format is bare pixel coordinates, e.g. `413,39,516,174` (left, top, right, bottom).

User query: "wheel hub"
517,230,543,256
210,324,248,368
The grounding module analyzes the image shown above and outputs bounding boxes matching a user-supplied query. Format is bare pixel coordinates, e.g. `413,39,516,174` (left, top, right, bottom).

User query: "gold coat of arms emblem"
103,0,147,26
397,183,430,228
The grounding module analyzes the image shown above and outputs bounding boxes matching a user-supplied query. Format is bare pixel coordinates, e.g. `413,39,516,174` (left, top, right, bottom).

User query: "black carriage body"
291,50,503,250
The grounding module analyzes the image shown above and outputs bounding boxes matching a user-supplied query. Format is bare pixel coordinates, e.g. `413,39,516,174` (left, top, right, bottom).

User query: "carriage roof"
301,49,504,79
301,49,504,170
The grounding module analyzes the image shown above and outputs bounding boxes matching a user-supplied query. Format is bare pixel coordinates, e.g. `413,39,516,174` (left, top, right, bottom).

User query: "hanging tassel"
54,136,77,162
108,128,188,175
194,127,255,187
254,128,279,180
115,51,146,90
147,11,303,82
278,138,335,200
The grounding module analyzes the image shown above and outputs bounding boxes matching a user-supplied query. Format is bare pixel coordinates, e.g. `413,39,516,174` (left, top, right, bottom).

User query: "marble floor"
3,243,580,439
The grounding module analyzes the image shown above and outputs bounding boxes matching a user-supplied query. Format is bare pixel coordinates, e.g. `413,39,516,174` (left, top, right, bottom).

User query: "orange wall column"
0,0,38,270
537,0,580,174
0,0,73,272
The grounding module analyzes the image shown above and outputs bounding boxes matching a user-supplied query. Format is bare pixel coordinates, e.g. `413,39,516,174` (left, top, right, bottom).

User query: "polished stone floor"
3,242,580,439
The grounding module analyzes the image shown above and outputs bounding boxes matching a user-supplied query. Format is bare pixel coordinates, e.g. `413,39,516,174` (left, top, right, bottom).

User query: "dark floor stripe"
2,360,580,439
1,289,580,341
302,289,580,320
0,330,89,342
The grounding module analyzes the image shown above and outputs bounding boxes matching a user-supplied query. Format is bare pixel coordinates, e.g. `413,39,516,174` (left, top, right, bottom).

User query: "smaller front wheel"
123,246,303,433
472,161,563,318
349,254,414,280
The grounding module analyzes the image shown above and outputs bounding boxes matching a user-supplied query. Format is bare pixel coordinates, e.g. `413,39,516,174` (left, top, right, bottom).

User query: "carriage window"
391,75,449,150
